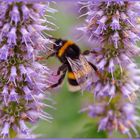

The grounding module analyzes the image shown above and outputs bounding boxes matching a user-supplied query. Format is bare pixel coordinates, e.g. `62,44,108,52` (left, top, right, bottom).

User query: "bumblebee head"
53,39,64,51
46,38,65,58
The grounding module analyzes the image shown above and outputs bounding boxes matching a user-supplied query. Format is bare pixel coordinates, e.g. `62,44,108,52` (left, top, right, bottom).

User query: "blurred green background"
32,2,137,138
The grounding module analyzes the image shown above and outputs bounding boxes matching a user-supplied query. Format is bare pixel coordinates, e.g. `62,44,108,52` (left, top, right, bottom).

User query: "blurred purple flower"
83,101,139,138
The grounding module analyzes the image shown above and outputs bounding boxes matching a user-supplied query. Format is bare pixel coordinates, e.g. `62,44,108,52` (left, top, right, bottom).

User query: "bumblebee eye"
59,41,63,46
54,39,64,50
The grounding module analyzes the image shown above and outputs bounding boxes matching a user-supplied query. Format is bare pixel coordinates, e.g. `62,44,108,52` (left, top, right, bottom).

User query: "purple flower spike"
79,0,140,137
0,0,56,138
83,101,139,138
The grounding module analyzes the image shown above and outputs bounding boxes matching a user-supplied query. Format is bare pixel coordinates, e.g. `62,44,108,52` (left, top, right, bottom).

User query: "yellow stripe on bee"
68,72,76,80
58,40,74,57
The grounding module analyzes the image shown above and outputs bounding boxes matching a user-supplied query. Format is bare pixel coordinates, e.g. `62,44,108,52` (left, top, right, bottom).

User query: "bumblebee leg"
82,50,91,55
83,50,97,55
56,63,67,75
83,50,99,72
88,62,98,71
36,52,56,61
47,52,56,59
36,56,45,61
51,64,67,88
88,61,103,79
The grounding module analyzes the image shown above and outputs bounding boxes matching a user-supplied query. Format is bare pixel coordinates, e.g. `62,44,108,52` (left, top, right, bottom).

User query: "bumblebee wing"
67,55,98,91
79,54,98,86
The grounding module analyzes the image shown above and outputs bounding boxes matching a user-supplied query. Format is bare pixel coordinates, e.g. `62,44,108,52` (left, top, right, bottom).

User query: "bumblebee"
47,39,99,92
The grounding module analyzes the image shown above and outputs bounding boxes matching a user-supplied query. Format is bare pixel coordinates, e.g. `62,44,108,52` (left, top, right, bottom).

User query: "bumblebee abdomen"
67,71,80,92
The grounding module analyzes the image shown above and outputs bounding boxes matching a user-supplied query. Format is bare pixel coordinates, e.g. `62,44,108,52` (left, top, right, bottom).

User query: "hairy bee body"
49,39,98,92
55,39,80,62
